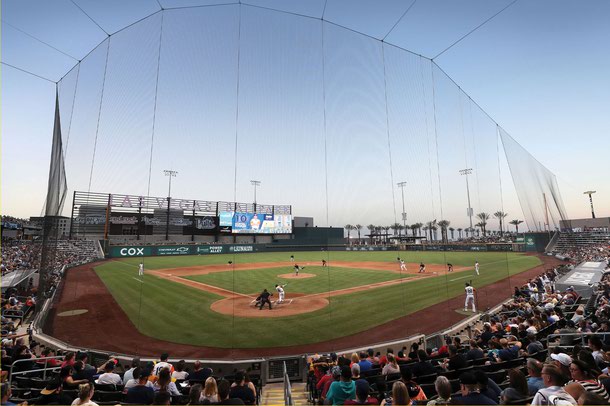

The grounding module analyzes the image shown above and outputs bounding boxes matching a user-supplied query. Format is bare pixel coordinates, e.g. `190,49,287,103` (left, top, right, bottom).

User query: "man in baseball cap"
550,353,572,382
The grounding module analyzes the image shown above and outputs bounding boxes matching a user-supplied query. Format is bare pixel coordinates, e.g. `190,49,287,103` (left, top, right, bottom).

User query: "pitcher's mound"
210,293,328,318
278,273,316,279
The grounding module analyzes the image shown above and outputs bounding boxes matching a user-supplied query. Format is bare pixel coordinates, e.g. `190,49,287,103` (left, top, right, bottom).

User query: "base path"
45,254,562,358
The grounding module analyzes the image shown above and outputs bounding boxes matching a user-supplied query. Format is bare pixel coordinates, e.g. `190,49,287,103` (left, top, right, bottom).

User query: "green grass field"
93,251,540,348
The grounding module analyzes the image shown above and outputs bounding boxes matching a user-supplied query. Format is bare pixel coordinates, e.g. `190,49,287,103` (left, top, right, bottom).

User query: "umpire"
257,289,273,310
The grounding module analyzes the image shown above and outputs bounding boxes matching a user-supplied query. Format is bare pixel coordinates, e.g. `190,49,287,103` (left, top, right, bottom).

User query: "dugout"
555,261,607,299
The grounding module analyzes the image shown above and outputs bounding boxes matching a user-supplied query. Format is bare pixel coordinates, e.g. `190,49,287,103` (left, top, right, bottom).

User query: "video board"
219,212,292,234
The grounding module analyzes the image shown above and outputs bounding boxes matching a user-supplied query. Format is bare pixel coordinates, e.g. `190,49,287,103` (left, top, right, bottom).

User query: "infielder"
321,259,327,267
399,259,407,271
138,262,144,276
464,282,476,312
275,284,286,303
418,262,426,273
290,255,295,262
474,261,480,276
447,263,453,273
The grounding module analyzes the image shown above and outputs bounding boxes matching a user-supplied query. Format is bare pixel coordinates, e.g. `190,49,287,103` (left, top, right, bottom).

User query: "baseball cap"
550,353,572,367
459,372,477,385
331,366,341,377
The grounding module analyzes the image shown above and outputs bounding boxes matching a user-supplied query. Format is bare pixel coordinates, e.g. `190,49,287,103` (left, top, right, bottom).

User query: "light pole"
163,170,178,241
583,191,596,219
397,181,407,231
250,180,261,207
164,170,178,197
459,168,474,230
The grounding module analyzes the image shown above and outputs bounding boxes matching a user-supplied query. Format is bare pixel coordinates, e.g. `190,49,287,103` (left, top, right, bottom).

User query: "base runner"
418,262,426,273
447,263,453,273
321,259,327,267
464,282,476,312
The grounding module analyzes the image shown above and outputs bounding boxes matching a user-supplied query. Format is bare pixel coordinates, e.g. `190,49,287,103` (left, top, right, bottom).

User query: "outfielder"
464,282,476,312
474,261,480,276
275,284,286,303
138,262,144,276
290,255,295,262
399,259,407,271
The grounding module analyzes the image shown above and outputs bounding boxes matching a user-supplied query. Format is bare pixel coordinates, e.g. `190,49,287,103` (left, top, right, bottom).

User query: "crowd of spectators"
306,263,610,405
554,243,610,265
0,346,260,406
1,241,41,276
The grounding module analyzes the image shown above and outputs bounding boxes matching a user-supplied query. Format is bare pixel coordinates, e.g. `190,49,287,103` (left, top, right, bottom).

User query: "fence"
283,361,293,406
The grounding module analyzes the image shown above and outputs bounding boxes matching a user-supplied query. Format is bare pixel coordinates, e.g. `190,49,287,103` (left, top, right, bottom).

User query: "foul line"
132,277,143,283
449,275,473,282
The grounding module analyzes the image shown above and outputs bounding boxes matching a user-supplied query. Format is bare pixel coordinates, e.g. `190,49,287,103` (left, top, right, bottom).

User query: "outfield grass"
93,251,540,348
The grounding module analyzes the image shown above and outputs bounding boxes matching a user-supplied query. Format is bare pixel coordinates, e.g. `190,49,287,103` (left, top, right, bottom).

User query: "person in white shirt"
153,353,173,376
531,364,576,405
275,284,286,303
464,283,476,312
138,262,144,276
474,261,480,276
71,383,98,406
171,360,189,380
123,358,140,385
96,362,122,385
123,367,154,391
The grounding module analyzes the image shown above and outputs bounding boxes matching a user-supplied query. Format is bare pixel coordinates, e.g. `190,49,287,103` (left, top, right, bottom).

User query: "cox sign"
115,247,152,257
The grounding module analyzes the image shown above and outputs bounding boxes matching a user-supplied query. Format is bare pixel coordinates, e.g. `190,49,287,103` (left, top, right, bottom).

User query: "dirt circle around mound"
210,293,328,318
277,272,316,279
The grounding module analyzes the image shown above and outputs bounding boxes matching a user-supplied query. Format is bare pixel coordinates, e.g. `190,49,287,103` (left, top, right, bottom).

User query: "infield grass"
93,251,540,348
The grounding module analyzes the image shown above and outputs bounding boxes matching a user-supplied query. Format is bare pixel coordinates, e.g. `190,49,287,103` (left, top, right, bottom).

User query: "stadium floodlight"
583,190,596,219
397,181,407,229
163,170,178,198
250,180,261,206
459,168,474,230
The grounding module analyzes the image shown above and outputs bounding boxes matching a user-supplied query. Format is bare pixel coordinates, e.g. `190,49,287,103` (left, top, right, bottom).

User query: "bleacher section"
552,232,610,253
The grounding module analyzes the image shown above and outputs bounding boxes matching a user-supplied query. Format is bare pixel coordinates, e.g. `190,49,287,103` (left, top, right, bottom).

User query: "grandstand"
3,2,609,406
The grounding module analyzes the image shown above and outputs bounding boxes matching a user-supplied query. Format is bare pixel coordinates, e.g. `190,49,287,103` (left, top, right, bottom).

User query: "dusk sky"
3,0,609,229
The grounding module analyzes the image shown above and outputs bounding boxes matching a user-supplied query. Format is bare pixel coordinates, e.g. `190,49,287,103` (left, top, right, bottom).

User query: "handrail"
546,332,610,347
283,361,293,406
8,355,65,387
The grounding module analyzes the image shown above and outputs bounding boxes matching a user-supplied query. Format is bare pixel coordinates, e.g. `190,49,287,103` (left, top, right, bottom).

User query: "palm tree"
410,224,419,237
384,226,391,243
355,224,363,244
398,224,405,237
475,222,485,237
449,227,455,240
422,225,429,241
476,212,490,236
367,224,375,244
375,226,383,244
457,227,463,239
493,211,509,236
344,224,354,243
509,219,524,234
391,223,401,236
426,220,436,241
437,220,450,243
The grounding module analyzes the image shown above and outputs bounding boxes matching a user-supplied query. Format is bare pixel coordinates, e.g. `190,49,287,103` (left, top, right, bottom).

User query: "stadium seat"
420,383,437,398
93,390,124,402
487,369,508,384
14,376,31,388
414,373,438,384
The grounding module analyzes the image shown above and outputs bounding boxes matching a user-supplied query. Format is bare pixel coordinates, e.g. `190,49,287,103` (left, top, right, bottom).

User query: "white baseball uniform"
474,262,480,275
138,263,144,276
276,285,285,303
400,260,407,271
464,285,476,312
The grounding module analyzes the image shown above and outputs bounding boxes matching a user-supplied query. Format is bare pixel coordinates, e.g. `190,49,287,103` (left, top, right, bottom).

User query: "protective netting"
42,3,566,355
499,127,568,231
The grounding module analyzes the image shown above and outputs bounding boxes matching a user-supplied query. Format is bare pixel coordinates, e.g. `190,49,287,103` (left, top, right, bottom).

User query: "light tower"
583,190,596,219
397,181,407,231
459,168,474,230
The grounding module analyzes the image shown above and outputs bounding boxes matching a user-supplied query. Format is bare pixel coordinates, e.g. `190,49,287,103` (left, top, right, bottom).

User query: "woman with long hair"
380,381,410,406
201,377,219,403
187,384,202,405
565,359,609,401
71,382,98,406
154,367,181,396
60,365,88,387
508,369,529,398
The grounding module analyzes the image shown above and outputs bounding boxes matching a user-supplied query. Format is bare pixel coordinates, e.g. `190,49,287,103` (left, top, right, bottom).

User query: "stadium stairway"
260,382,308,405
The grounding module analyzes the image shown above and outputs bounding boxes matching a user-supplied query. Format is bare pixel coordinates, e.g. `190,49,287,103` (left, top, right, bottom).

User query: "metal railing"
283,361,293,406
8,355,64,387
546,332,610,348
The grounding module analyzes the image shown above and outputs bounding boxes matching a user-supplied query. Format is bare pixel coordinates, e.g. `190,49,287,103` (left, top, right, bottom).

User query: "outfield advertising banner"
156,246,191,256
219,212,292,234
108,244,258,257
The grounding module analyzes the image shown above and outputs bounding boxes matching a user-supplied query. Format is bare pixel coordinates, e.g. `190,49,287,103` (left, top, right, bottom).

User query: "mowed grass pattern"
93,251,540,348
183,266,408,295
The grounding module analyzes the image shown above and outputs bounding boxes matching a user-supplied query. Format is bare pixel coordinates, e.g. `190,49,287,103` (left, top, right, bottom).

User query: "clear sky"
2,0,609,229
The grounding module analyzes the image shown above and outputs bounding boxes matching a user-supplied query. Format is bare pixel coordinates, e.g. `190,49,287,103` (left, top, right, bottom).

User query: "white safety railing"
283,361,293,406
8,356,65,387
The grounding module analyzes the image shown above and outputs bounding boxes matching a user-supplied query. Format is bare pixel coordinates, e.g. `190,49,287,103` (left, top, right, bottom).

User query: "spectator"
577,391,608,405
229,371,255,405
350,353,360,368
187,384,202,405
382,354,400,376
508,369,529,398
326,366,356,405
526,359,545,395
474,370,502,402
379,349,394,369
172,360,189,380
344,379,378,405
526,333,545,355
72,382,97,406
366,349,379,365
496,338,522,362
443,345,468,371
201,377,219,403
400,368,427,402
410,350,436,378
96,361,121,385
427,376,452,405
358,352,372,372
451,372,497,405
550,353,573,382
351,364,361,381
123,358,141,384
61,352,76,368
322,366,342,401
189,361,212,382
531,364,575,405
465,340,484,361
587,336,605,368
499,388,523,405
564,359,609,401
126,369,155,405
153,353,173,376
61,365,89,387
216,380,244,405
154,367,181,397
380,381,409,406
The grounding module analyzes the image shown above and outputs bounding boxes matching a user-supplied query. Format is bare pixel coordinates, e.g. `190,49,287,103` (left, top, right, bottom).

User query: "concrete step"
261,382,309,405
